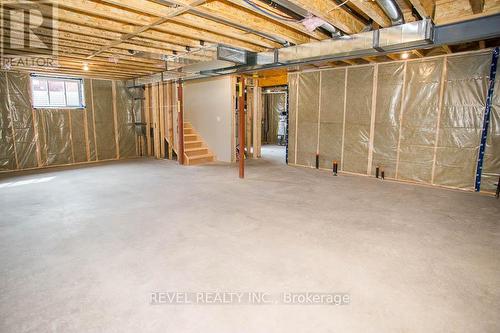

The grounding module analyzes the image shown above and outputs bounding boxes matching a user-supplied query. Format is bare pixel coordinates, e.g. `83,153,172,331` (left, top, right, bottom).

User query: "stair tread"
185,147,207,152
188,153,213,160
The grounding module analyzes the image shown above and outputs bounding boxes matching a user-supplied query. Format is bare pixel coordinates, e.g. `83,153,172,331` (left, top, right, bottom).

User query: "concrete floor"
1,145,499,332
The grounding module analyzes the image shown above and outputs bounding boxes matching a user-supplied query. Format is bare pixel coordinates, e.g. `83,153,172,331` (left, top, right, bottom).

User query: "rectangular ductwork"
278,31,375,64
278,19,434,64
375,19,433,52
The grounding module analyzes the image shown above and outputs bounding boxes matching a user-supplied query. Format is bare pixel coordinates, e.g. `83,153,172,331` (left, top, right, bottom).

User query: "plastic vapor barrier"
482,63,500,191
296,72,320,167
84,79,97,161
0,71,139,173
37,109,72,166
288,73,298,163
92,80,116,161
70,108,87,164
371,62,405,179
398,58,443,183
318,68,345,169
7,72,38,169
343,66,374,174
287,50,499,193
0,73,16,171
433,53,490,189
116,81,137,159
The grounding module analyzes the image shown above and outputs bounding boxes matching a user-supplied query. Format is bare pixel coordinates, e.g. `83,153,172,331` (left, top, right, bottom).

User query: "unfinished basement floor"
1,148,499,332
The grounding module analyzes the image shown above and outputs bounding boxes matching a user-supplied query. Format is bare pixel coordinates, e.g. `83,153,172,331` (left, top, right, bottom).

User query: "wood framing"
144,85,152,156
112,81,120,159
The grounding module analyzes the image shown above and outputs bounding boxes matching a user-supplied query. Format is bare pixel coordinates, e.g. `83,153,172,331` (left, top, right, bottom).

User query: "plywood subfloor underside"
0,149,499,332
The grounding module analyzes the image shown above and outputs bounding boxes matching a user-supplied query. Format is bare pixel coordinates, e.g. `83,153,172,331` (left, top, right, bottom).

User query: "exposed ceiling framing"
1,0,499,79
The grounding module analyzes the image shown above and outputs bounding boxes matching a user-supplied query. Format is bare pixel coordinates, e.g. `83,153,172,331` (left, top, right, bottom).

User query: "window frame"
30,75,85,109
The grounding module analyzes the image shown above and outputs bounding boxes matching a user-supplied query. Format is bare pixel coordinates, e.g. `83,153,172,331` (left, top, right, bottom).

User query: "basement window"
31,75,85,108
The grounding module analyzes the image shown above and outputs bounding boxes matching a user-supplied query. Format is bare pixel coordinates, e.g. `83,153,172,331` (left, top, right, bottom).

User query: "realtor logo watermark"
1,1,58,69
151,292,351,306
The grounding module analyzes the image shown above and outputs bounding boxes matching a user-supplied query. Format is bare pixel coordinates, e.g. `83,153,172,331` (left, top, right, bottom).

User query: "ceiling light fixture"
401,52,410,59
83,63,89,71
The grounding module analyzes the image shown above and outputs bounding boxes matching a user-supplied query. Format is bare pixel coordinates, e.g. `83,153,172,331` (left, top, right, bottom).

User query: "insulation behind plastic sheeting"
434,53,490,189
343,66,373,174
37,109,72,166
372,63,404,179
398,59,443,183
0,73,16,171
296,72,320,167
92,80,117,160
70,110,87,163
7,72,37,169
318,68,345,169
482,58,500,192
115,81,137,158
287,73,298,164
84,79,96,161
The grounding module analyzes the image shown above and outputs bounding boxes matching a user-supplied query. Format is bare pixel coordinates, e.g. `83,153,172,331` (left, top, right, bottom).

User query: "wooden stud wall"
0,76,142,173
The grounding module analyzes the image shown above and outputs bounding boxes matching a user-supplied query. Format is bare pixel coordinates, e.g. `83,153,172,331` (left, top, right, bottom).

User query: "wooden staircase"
183,121,214,165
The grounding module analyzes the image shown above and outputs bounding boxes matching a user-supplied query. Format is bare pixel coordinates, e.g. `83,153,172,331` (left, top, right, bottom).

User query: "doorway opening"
261,85,288,164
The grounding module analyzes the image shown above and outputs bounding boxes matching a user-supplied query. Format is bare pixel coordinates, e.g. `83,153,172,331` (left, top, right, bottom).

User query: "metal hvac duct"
278,19,432,64
375,0,405,25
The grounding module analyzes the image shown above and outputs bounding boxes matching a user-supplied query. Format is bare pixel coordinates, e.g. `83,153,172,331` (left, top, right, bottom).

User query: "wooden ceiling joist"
50,0,270,52
181,0,314,45
281,0,366,34
223,0,329,40
99,0,282,49
86,0,208,59
348,0,392,27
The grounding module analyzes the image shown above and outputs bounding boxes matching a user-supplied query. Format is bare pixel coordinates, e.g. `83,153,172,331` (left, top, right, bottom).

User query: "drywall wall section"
0,71,138,173
184,76,233,162
288,50,498,193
